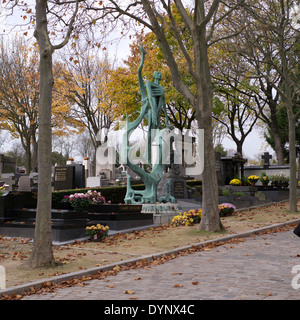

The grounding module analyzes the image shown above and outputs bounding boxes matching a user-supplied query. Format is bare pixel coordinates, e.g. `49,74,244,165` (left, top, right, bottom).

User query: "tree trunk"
196,36,221,232
273,131,285,165
198,111,221,232
288,111,297,212
32,127,38,172
27,0,55,268
236,141,243,157
24,144,32,174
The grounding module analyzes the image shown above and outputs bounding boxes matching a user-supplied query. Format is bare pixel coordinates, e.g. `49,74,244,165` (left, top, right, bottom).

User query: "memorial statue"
122,44,174,204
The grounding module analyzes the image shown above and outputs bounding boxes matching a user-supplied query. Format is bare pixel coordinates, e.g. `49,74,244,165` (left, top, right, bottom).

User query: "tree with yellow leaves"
0,37,39,173
0,37,83,173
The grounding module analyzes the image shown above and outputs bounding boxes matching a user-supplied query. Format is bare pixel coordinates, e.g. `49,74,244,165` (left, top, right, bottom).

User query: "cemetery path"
21,228,300,300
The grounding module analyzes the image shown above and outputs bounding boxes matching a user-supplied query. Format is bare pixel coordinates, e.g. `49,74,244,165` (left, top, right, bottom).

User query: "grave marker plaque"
172,180,186,198
54,166,75,190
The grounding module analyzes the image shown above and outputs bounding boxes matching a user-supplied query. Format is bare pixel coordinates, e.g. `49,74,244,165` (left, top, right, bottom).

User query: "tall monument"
121,44,175,204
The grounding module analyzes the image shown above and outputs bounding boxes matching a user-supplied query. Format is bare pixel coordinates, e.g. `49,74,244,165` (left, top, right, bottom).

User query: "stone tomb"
0,191,89,243
88,204,153,230
0,192,155,243
0,208,89,243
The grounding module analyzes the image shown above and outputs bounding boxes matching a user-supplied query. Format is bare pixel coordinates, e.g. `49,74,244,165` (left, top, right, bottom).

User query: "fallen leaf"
173,284,183,287
123,290,136,295
192,281,199,285
266,292,272,297
171,272,183,276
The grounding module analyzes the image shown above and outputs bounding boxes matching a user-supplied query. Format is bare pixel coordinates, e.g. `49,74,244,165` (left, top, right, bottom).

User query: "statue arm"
138,43,147,101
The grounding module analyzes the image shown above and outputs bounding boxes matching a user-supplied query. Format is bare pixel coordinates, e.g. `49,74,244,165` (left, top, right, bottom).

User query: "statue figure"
138,45,169,166
122,44,174,204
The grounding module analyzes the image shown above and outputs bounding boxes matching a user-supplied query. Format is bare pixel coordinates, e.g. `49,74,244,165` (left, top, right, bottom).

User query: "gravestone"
74,164,85,189
262,152,272,168
172,179,187,198
53,166,75,191
18,176,32,192
54,164,86,190
86,176,101,188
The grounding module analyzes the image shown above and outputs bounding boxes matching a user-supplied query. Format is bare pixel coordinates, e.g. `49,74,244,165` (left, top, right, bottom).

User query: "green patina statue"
122,44,174,204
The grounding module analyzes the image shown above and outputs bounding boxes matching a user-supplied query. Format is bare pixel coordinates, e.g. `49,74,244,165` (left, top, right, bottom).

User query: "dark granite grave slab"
0,192,24,223
53,166,75,191
0,200,153,241
88,204,153,230
0,208,90,243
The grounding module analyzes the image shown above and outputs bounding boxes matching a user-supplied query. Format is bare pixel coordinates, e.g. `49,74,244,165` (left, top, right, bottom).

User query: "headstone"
172,179,187,198
74,164,85,189
53,166,75,191
86,176,101,188
262,152,272,168
18,176,32,192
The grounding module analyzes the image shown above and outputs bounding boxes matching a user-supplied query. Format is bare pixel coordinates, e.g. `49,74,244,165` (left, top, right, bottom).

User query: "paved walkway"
21,228,300,300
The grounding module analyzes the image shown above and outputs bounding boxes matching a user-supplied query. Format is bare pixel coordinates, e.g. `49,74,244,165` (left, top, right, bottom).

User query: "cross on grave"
262,152,272,167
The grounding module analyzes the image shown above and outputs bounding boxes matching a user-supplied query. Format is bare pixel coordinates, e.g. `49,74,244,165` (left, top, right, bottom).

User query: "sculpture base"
142,203,182,225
